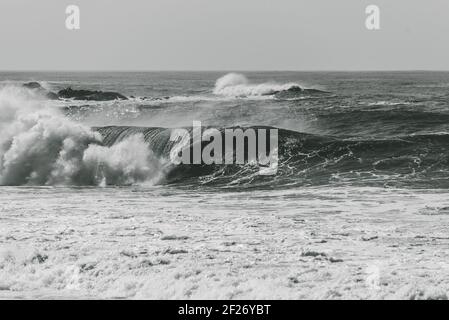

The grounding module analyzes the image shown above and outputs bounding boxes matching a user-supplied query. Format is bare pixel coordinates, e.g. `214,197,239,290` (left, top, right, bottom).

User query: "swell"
305,108,449,138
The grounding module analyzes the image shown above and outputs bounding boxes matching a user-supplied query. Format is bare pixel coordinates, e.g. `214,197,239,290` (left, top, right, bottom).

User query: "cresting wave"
95,125,449,188
213,73,325,98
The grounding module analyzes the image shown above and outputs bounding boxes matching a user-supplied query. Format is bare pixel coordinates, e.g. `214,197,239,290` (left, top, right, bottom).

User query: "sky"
0,0,449,71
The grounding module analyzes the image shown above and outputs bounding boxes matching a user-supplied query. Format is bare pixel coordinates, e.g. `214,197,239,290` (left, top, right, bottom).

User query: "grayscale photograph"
1,0,449,303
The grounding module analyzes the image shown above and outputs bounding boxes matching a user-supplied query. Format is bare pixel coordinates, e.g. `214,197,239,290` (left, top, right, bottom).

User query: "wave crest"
213,73,302,97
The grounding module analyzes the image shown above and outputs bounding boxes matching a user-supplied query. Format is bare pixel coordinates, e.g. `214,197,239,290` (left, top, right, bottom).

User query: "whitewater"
2,71,449,299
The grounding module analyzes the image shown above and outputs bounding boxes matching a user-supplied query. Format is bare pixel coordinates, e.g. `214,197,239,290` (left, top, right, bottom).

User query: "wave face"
94,125,449,189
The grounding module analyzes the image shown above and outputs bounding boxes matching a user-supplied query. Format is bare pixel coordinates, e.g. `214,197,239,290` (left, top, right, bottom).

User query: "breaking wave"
95,125,449,189
213,73,317,98
0,86,165,186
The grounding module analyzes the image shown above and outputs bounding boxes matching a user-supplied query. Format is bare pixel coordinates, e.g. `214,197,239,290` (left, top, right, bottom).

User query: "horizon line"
1,69,449,73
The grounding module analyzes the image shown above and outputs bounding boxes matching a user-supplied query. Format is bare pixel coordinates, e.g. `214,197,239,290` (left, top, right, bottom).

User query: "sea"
1,71,449,299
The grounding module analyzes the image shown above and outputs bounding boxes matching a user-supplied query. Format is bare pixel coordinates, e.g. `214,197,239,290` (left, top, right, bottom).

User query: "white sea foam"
0,86,165,186
1,186,449,299
213,73,301,97
363,101,409,106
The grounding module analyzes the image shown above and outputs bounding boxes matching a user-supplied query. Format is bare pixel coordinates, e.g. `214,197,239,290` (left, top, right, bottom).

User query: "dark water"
2,71,449,189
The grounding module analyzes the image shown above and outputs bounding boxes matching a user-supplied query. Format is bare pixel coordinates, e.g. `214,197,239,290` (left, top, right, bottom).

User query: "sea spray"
0,86,165,186
213,73,302,97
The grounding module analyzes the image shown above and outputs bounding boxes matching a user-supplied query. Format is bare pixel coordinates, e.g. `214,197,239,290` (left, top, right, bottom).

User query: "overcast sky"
1,0,448,71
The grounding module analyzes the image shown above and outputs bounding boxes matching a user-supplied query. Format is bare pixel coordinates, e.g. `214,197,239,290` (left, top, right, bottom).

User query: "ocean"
1,71,449,299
